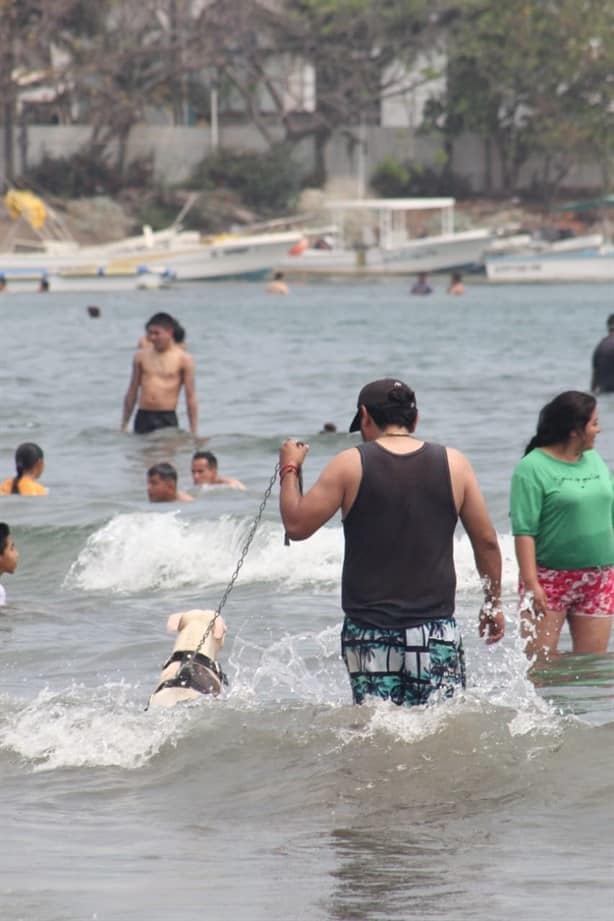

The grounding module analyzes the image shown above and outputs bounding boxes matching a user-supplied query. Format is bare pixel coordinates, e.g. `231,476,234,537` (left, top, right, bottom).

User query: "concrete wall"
451,132,604,195
0,122,606,194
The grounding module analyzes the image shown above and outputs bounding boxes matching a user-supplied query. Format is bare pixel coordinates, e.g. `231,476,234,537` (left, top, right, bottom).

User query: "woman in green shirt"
510,391,614,659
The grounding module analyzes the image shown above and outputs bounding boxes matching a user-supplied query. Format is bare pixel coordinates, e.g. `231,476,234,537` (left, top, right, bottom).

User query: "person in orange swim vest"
0,443,48,496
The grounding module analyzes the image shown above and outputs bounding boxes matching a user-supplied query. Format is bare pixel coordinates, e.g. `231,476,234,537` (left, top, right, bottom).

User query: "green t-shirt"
510,448,614,570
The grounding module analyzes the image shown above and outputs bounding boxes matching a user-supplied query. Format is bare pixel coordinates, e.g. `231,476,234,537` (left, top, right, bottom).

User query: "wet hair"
524,391,596,456
147,462,177,482
0,523,10,555
145,312,176,332
12,443,44,494
192,450,217,470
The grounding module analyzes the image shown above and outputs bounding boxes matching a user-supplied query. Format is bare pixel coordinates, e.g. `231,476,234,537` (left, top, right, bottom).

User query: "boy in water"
122,312,198,436
0,523,19,605
191,451,246,490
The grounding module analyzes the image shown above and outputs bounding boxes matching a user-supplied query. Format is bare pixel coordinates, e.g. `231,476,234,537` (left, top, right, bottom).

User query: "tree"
0,0,106,183
429,0,614,200
187,0,449,185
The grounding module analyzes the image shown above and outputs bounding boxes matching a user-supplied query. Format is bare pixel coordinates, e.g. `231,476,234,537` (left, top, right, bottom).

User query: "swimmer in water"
266,271,289,295
147,463,193,503
0,443,48,495
447,271,465,295
191,451,246,490
0,523,19,605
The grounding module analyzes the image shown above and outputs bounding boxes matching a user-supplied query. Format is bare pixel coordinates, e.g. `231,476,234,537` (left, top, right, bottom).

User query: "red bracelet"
279,463,299,482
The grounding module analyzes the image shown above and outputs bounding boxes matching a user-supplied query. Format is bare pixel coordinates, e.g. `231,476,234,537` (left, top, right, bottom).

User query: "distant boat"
282,197,492,275
485,236,614,283
486,193,614,282
90,225,303,281
1,190,302,284
0,265,174,294
486,247,614,283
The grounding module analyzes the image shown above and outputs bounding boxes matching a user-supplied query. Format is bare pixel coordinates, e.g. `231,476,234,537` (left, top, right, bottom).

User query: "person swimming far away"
0,443,48,495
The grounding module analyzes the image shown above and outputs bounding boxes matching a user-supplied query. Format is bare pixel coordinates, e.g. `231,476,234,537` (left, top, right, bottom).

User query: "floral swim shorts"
520,565,614,617
340,616,465,707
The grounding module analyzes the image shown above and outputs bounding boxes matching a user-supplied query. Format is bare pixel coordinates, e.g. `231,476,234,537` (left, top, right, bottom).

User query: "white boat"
283,198,492,275
486,237,614,283
1,190,301,284
0,227,302,285
0,265,174,294
89,226,303,281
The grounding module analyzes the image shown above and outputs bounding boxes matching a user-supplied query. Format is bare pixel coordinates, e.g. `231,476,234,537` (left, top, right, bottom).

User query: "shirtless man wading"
121,313,198,436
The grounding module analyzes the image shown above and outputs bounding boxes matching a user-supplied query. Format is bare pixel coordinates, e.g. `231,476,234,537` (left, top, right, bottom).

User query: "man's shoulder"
325,445,360,475
595,335,614,354
443,444,468,468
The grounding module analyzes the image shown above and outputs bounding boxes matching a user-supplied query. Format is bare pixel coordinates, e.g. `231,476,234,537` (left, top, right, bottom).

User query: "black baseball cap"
349,378,416,432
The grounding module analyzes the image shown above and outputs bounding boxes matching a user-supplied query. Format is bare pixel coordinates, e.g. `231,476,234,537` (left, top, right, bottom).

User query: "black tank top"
593,335,614,392
342,441,458,629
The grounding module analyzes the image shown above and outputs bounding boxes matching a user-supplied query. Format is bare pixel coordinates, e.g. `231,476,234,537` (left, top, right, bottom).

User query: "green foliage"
370,157,411,197
370,156,471,198
131,196,182,232
27,151,153,197
187,145,302,214
434,0,614,196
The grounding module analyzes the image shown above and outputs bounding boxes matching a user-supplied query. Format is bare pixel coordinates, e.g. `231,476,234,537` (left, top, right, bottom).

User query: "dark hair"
146,312,176,332
147,462,177,482
0,522,10,555
12,442,44,494
524,391,596,456
367,403,418,431
192,450,217,469
173,322,186,344
607,313,614,330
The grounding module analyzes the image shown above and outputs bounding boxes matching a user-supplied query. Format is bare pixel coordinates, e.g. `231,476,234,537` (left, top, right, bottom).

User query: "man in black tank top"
279,378,503,707
591,314,614,394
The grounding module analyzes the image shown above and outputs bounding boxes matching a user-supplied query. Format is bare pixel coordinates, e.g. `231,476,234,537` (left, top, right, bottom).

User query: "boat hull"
486,249,614,283
0,268,172,293
283,229,491,275
0,232,301,285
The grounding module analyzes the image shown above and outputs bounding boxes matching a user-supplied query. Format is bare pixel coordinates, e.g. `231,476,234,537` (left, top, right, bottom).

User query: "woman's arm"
514,535,548,614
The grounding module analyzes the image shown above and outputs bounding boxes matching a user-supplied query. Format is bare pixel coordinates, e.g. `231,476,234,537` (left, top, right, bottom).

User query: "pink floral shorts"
520,565,614,617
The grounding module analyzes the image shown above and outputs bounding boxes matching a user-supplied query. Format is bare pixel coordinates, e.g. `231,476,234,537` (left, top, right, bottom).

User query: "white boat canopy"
324,198,456,249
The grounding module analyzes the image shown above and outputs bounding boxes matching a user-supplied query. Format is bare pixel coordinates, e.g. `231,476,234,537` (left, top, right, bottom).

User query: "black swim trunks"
134,409,178,435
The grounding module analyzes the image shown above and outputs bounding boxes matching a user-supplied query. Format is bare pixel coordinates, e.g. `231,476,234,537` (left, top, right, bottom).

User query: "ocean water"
1,279,613,921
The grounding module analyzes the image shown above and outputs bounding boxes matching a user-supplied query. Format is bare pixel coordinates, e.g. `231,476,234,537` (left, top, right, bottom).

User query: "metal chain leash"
190,461,281,659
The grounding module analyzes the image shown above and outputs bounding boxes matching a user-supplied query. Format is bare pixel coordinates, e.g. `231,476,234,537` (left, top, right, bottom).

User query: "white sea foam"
64,512,343,593
65,512,520,595
0,618,568,773
228,624,347,707
0,683,188,771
